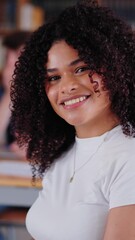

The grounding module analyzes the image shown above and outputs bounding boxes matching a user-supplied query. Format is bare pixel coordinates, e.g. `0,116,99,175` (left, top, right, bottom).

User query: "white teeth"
64,96,87,106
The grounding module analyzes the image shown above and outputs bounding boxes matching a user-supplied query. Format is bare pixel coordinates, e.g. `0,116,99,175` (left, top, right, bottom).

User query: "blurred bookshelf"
0,0,134,33
0,0,45,34
0,0,135,71
0,0,134,34
0,0,45,72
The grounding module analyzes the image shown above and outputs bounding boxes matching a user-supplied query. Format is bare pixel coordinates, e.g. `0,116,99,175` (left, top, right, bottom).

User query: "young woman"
10,0,135,239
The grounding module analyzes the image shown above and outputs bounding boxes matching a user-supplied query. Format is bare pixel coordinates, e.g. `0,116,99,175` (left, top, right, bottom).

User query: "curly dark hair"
10,0,135,178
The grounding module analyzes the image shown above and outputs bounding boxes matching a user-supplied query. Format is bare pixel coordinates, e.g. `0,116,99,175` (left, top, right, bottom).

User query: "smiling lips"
61,95,90,108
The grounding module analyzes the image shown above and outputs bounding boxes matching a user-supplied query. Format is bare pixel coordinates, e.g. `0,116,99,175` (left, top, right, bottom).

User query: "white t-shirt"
26,126,135,240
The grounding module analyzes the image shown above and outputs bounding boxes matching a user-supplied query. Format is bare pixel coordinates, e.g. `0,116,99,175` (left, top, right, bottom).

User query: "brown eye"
48,75,61,82
75,66,89,74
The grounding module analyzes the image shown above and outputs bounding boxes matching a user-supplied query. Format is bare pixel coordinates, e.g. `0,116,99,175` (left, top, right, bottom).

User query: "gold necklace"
69,131,109,183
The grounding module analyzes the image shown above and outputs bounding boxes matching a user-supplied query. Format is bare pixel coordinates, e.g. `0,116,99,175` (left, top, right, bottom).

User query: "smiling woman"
45,40,115,137
10,0,135,240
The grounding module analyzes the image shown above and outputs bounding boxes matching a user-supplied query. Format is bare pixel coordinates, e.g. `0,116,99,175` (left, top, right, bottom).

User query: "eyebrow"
69,58,83,66
46,58,83,73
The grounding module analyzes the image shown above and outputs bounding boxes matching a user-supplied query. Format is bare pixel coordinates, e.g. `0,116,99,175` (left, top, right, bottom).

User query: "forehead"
46,40,80,69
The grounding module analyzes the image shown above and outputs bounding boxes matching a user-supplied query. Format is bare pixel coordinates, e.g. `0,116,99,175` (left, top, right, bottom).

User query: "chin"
64,118,84,127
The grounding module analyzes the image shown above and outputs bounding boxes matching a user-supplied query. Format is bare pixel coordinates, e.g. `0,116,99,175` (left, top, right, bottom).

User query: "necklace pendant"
69,172,75,183
69,176,74,183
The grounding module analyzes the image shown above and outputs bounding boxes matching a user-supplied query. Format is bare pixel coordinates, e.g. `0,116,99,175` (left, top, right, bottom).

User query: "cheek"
100,92,111,109
45,82,49,96
45,84,57,106
80,72,102,94
89,73,105,93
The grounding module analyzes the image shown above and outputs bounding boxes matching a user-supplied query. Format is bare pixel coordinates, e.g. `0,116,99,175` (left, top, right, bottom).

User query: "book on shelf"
19,2,45,31
0,0,17,31
0,0,45,32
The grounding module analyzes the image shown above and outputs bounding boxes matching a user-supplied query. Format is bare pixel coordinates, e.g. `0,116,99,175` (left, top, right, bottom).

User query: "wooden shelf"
0,207,27,223
0,29,19,36
0,175,41,188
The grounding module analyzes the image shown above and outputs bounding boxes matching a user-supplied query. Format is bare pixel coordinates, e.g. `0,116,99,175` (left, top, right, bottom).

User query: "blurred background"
0,1,134,240
0,0,135,71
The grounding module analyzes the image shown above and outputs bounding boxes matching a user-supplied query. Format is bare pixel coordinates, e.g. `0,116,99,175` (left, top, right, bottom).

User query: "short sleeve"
109,155,135,209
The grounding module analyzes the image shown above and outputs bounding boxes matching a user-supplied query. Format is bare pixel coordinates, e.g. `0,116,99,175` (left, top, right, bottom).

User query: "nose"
60,74,78,94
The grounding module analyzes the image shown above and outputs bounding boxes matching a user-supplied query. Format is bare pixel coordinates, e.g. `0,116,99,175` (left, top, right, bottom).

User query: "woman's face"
45,40,118,137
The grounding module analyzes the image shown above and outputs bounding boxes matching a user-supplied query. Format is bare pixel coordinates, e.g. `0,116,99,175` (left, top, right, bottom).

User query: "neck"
75,117,120,138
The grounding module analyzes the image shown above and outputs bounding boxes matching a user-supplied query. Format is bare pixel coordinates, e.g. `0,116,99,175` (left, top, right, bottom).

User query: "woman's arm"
103,205,135,240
